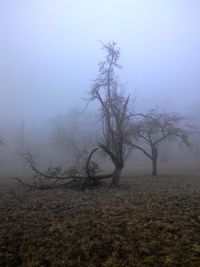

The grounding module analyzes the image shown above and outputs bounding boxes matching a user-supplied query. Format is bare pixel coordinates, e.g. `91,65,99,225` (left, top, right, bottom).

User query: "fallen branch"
15,150,114,190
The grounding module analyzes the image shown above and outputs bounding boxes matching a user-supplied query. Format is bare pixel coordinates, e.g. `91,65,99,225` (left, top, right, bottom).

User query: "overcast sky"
0,0,200,126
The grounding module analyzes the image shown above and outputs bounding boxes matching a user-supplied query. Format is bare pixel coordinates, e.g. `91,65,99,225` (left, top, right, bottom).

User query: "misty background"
0,0,200,178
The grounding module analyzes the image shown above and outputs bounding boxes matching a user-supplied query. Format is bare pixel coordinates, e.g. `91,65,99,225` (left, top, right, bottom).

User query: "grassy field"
1,173,200,266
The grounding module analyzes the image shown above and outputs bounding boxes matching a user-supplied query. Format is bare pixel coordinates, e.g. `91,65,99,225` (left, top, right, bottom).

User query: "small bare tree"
89,41,135,186
0,137,3,146
15,119,27,156
130,110,192,176
0,136,3,163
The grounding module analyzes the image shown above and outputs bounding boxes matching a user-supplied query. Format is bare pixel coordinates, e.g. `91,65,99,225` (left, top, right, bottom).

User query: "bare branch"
129,142,152,159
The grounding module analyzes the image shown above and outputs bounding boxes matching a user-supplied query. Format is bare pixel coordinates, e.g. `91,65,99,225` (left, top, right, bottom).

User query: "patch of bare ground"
1,174,200,266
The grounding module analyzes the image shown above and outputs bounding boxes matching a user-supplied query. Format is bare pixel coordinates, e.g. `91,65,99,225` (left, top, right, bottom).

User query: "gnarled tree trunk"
111,165,123,186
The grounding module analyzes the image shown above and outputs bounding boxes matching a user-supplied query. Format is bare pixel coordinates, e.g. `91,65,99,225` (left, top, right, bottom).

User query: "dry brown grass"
1,174,200,266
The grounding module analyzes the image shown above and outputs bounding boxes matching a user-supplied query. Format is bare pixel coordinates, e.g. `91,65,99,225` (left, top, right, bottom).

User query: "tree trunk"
152,158,157,176
151,145,158,176
111,166,122,186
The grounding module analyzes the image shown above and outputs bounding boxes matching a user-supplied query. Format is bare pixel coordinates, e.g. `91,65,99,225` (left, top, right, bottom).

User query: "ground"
1,174,200,267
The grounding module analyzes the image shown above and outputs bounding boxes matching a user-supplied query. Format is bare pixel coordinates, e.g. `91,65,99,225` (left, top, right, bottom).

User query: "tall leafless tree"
89,41,135,186
130,110,193,176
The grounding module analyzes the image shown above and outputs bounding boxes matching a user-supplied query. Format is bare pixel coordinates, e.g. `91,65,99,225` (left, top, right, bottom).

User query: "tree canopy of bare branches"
130,109,193,175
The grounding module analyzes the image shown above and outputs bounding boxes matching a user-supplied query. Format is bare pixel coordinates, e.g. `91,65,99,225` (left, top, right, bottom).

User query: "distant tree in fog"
0,135,3,152
15,119,27,156
89,41,135,186
51,109,97,168
130,110,193,176
0,133,4,163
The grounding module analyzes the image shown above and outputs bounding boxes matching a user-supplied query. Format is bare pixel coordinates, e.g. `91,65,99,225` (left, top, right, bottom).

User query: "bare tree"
50,109,97,168
130,110,193,176
0,136,3,164
0,137,3,146
89,41,135,186
15,119,27,156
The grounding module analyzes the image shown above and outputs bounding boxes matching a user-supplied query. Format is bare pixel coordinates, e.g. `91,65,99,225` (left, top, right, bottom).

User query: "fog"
0,0,200,178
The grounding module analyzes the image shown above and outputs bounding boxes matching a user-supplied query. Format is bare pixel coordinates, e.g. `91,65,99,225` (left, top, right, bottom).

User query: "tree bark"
152,157,157,176
111,166,122,186
151,145,158,176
